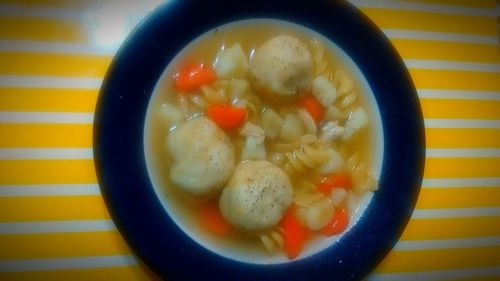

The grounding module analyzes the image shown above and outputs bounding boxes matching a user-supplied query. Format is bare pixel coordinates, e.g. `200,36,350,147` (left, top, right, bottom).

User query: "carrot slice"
199,200,232,235
280,205,308,259
317,172,353,195
320,208,349,236
298,95,324,123
175,63,216,92
206,104,247,130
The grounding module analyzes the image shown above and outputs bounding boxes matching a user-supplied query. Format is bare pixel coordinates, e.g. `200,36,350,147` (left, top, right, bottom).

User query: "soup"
145,20,382,263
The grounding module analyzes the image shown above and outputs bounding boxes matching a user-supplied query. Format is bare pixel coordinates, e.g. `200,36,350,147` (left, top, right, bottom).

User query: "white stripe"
368,266,500,281
0,76,102,89
383,29,499,45
0,111,94,124
396,236,500,250
412,207,500,218
418,89,500,100
426,148,500,158
0,148,93,159
422,177,500,188
424,118,500,128
0,179,484,196
405,59,500,73
0,30,496,56
0,255,137,272
349,0,498,17
0,220,115,234
0,40,116,56
0,4,81,20
0,184,100,196
4,34,494,58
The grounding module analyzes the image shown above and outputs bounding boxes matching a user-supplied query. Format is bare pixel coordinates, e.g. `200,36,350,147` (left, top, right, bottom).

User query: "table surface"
0,0,499,280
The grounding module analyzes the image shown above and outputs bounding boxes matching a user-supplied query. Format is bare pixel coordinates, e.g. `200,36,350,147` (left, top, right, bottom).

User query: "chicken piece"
239,122,266,160
167,116,235,196
219,160,293,233
250,35,313,101
239,122,265,143
319,120,345,142
342,107,368,140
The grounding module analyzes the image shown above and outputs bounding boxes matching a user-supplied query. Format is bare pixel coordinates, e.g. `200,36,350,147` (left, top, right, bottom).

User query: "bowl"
94,0,425,280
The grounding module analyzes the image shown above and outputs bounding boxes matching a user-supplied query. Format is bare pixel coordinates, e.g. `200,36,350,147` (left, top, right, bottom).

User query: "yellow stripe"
401,217,500,240
426,128,500,148
0,231,129,259
0,196,109,222
0,160,96,185
375,246,500,273
360,8,498,35
0,52,111,77
0,16,86,43
425,158,500,178
391,39,500,63
0,88,98,112
0,124,92,148
420,99,500,119
417,187,500,209
444,278,500,281
399,0,497,8
0,266,157,281
410,69,500,91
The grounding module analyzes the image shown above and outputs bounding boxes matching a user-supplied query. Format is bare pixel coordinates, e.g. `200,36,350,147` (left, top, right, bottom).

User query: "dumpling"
250,35,313,101
167,116,235,196
219,160,293,233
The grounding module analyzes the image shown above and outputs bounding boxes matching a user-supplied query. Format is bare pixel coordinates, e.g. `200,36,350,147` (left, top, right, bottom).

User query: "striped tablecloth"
0,0,499,280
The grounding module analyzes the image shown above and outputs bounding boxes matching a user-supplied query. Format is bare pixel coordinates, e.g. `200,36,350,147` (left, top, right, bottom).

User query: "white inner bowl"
144,19,384,264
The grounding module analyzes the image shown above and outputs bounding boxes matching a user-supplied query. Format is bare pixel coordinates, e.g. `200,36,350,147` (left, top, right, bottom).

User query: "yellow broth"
144,20,380,261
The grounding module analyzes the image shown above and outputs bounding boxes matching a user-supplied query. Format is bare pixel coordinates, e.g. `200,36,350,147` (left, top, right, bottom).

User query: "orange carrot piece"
200,200,232,235
317,172,353,195
206,104,247,130
320,208,349,236
298,95,324,123
280,205,308,259
175,63,216,92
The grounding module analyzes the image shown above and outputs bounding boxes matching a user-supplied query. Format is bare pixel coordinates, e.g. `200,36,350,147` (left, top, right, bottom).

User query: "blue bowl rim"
94,0,426,280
